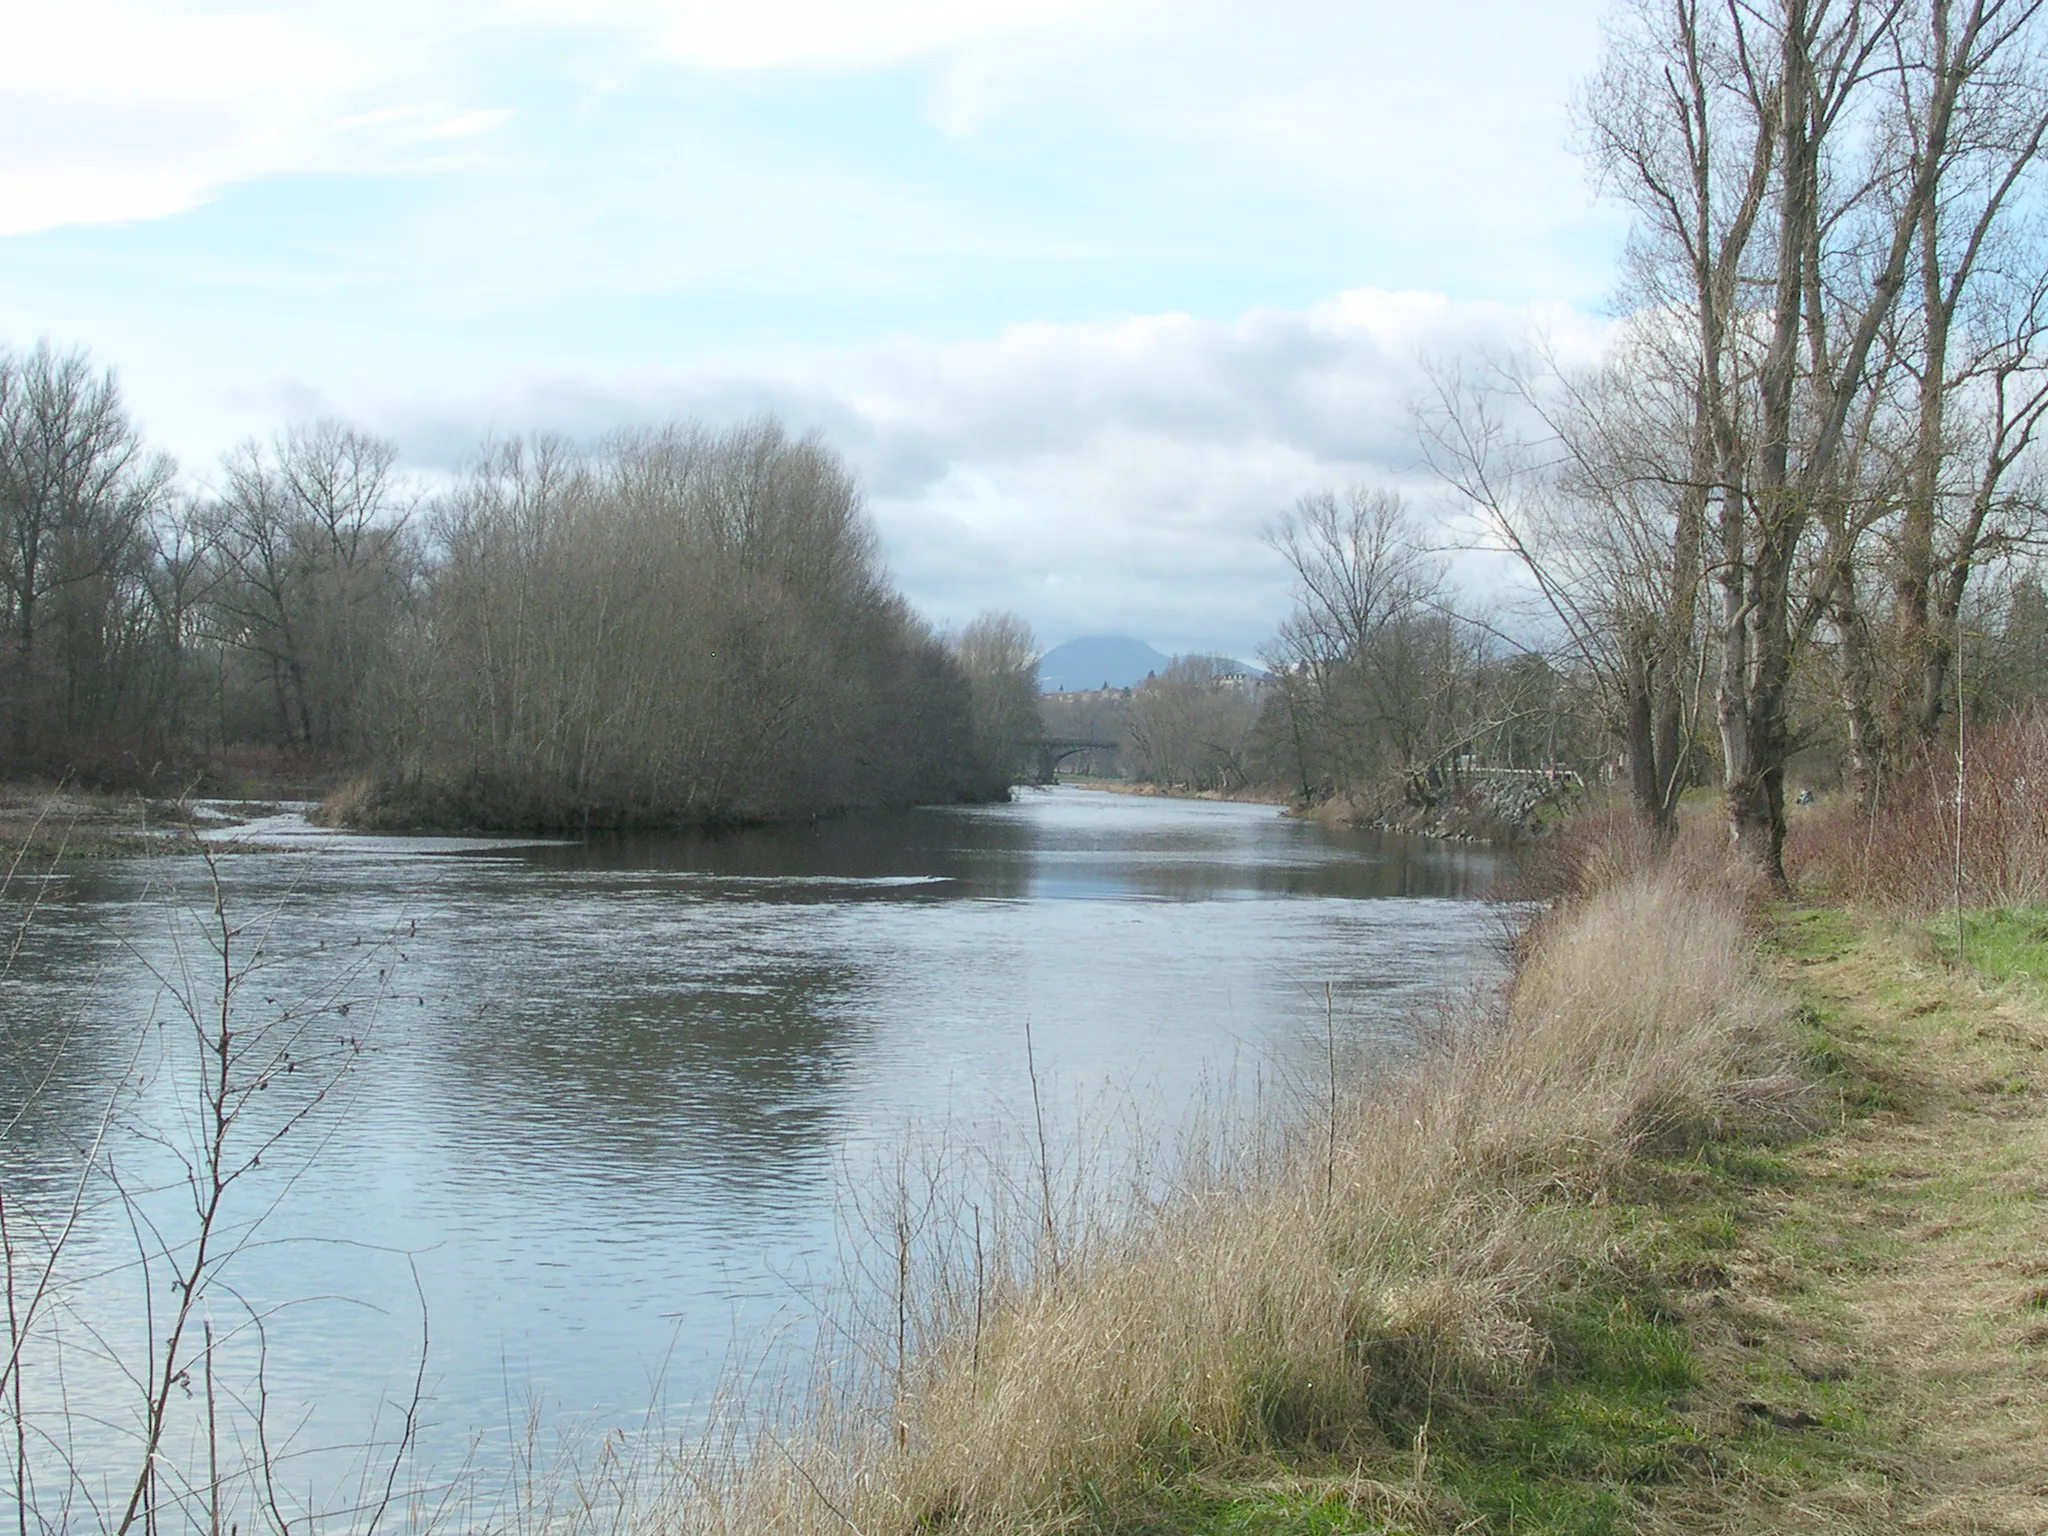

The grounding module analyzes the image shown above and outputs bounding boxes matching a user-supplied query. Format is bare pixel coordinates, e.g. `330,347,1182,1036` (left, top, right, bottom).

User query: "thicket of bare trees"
1040,2,2047,856
0,350,1021,825
392,423,997,827
1250,489,1595,812
1120,657,1264,790
1262,490,1472,799
0,344,177,767
207,423,418,759
19,2,2046,861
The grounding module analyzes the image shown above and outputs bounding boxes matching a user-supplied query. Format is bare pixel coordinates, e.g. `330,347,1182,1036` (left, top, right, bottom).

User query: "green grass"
1089,1283,1714,1535
1933,905,2048,984
1196,1496,1407,1535
1125,1488,1420,1535
1455,1292,1697,1509
1769,903,1859,963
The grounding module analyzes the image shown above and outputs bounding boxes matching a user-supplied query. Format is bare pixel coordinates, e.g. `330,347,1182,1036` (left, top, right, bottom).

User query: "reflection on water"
536,791,1496,905
0,788,1507,1496
440,953,866,1189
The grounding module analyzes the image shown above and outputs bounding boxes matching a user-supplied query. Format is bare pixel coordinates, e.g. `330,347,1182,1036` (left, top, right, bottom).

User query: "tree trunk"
1835,570,1884,814
1623,630,1665,832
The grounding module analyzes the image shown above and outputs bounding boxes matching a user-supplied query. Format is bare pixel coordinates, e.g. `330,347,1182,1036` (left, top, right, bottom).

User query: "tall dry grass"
1788,708,2048,911
647,844,1807,1535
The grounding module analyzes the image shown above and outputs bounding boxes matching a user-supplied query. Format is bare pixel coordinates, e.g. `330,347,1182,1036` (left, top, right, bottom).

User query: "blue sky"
0,0,1623,657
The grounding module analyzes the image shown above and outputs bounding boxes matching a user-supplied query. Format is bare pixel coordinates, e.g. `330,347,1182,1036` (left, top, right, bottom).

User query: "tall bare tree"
1262,488,1506,807
206,424,414,754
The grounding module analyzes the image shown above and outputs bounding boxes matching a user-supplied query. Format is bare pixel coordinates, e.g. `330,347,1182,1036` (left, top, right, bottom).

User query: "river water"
0,788,1506,1518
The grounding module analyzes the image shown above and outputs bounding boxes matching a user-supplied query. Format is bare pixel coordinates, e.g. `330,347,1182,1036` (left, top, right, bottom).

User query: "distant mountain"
1038,636,1172,692
1038,637,1268,693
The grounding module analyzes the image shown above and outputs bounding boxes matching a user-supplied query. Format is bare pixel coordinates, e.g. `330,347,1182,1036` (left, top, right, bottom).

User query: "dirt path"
1667,908,2048,1533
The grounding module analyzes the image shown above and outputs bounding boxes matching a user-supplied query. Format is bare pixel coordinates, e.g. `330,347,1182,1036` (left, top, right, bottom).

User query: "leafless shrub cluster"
367,423,1019,827
1788,704,2048,909
1115,657,1266,791
1259,489,1503,810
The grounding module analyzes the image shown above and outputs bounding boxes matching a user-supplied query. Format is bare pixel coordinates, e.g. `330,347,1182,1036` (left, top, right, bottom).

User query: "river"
0,787,1507,1521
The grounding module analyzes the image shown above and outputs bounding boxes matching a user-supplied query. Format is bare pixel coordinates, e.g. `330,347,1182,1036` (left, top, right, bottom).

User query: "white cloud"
644,0,1147,71
0,0,1607,269
839,291,1607,650
0,0,507,234
352,288,1607,655
339,105,516,144
0,1,364,106
0,4,1627,655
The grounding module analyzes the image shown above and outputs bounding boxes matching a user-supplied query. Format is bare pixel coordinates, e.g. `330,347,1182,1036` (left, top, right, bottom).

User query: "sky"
0,0,1626,659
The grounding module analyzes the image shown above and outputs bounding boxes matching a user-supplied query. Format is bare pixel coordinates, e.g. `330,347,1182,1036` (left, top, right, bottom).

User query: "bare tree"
1874,2,2048,771
1419,321,1716,834
1122,657,1262,791
205,424,414,754
1260,488,1510,808
0,343,174,760
1267,488,1442,669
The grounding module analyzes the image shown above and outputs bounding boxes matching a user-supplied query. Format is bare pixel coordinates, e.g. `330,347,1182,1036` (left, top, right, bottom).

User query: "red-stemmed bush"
1787,708,2048,911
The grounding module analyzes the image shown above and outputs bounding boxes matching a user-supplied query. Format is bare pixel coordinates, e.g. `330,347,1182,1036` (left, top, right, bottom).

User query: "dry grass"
0,779,197,856
309,772,377,828
658,851,1807,1534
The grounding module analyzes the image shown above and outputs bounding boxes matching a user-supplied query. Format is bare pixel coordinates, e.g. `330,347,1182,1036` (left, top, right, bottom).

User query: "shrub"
1787,708,2048,911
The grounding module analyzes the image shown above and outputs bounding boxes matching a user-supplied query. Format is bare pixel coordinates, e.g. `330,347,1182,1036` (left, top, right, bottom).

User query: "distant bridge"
1036,737,1121,781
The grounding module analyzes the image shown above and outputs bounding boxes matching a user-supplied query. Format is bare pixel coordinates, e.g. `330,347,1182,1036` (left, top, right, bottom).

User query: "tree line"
0,345,1039,827
18,2,2043,862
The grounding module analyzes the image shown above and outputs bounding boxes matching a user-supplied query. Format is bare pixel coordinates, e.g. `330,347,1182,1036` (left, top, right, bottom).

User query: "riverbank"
671,835,2047,1534
310,770,1023,836
0,783,206,857
0,775,326,859
1301,778,1585,845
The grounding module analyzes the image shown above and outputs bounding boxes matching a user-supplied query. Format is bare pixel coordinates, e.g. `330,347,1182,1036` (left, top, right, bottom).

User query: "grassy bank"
641,835,2048,1535
0,782,206,857
0,782,298,859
